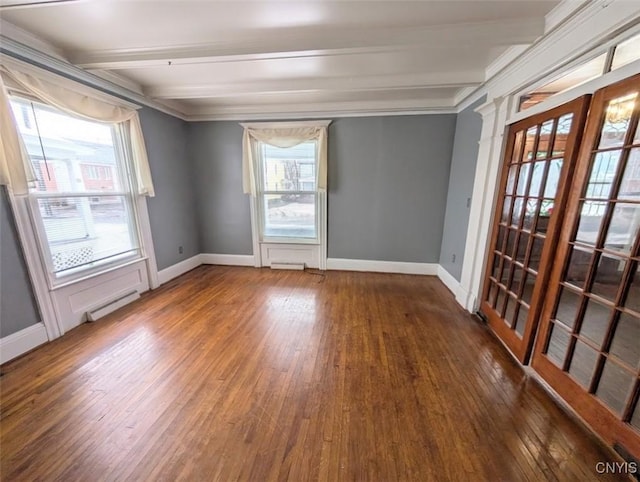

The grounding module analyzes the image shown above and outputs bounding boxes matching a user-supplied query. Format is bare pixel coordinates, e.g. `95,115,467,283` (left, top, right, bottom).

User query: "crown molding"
0,18,66,59
0,33,189,120
186,106,457,122
544,0,591,32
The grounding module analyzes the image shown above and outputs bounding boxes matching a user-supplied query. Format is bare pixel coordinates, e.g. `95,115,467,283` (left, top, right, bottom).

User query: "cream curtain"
242,124,328,196
0,74,34,195
0,65,155,197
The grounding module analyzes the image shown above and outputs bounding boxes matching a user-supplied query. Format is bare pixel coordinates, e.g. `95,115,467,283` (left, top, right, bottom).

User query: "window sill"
50,256,147,291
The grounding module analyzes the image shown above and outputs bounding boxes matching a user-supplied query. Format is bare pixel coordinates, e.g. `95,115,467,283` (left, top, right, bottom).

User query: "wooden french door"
480,97,591,363
532,74,640,458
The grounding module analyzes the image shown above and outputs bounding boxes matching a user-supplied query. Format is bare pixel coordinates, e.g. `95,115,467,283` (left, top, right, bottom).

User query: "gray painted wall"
328,115,456,262
189,116,457,263
189,122,253,255
1,109,467,339
139,107,200,270
0,187,41,338
439,96,487,281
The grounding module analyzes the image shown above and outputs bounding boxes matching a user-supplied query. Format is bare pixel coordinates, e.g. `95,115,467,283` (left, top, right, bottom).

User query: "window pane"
263,194,316,239
515,232,529,263
511,197,525,226
576,201,607,246
529,161,546,197
546,322,570,367
543,159,563,198
555,286,582,329
604,203,640,255
624,264,640,314
564,245,592,290
552,114,573,157
511,130,524,162
501,196,512,223
585,151,621,199
523,198,538,231
568,340,599,389
514,304,528,337
599,93,637,149
590,253,626,301
536,121,554,159
516,163,531,195
504,295,518,326
595,359,635,416
10,98,122,194
611,33,640,71
579,298,614,347
619,148,640,200
522,273,536,306
262,143,316,192
609,312,640,368
529,236,544,272
37,196,138,274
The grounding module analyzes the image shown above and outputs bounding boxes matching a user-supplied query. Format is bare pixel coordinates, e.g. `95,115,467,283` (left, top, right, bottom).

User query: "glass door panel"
481,96,591,363
532,74,640,459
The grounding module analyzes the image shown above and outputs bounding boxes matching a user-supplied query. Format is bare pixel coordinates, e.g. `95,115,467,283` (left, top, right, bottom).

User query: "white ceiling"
0,0,562,119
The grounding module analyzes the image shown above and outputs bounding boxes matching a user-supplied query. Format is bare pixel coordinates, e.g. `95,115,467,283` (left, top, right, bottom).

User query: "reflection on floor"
0,267,627,481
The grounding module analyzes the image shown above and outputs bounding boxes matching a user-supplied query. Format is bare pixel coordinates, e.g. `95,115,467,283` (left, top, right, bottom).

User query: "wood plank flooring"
0,266,629,481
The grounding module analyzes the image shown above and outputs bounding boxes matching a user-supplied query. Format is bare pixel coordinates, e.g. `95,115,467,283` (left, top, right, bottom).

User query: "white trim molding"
157,254,203,285
0,322,48,364
437,265,464,300
200,254,256,267
327,258,438,275
458,96,510,313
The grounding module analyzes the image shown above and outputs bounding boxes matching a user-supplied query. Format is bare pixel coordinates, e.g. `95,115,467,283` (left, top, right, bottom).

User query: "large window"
10,97,140,280
257,141,318,241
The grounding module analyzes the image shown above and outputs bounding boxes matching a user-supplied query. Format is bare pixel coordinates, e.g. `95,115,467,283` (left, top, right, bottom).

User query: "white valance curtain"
0,64,155,197
242,123,329,196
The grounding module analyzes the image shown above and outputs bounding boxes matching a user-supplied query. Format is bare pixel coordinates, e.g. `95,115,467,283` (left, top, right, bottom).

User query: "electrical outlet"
466,197,471,208
178,246,183,254
452,254,456,263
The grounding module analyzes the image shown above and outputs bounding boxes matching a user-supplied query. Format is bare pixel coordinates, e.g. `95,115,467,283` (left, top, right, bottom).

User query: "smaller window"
519,53,608,112
257,142,319,241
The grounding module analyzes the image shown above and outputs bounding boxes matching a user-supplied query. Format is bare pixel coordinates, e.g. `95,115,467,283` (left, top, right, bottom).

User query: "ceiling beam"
71,18,545,70
184,98,457,122
144,71,483,100
0,0,86,9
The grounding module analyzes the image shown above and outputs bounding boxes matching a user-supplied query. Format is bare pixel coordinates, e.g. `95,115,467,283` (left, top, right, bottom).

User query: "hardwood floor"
0,266,629,481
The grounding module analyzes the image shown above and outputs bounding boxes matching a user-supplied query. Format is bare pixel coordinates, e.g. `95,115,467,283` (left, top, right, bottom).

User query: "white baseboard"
201,253,255,267
455,286,477,313
0,322,49,364
157,254,203,285
326,258,438,275
437,265,463,298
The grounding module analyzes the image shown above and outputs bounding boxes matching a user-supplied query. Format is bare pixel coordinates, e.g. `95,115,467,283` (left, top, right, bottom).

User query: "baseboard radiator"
270,262,305,271
86,291,140,322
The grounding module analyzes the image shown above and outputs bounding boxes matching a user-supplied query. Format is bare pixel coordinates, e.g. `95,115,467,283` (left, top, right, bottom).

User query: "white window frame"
11,97,144,287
